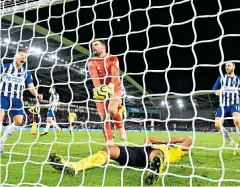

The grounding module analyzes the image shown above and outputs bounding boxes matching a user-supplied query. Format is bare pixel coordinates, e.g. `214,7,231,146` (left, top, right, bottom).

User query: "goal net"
1,0,240,186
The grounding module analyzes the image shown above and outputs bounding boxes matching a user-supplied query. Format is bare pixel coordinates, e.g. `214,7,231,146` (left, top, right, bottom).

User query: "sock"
45,123,51,133
0,121,2,134
103,122,114,145
221,127,236,147
63,151,108,172
1,123,18,144
236,126,240,139
52,121,60,129
31,123,37,134
112,113,127,139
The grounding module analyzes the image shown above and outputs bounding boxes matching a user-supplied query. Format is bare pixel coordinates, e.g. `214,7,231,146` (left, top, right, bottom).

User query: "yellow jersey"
28,106,40,115
68,112,77,122
152,145,186,164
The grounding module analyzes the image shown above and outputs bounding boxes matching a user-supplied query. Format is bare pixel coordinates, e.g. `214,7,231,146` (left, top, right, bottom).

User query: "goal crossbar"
0,0,74,16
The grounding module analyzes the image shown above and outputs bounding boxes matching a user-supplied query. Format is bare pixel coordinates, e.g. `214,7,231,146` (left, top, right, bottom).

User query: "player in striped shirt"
212,61,240,155
40,86,61,136
0,48,43,153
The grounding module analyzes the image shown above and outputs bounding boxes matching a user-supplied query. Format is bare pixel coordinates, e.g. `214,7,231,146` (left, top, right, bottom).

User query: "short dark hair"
92,40,108,52
18,48,28,53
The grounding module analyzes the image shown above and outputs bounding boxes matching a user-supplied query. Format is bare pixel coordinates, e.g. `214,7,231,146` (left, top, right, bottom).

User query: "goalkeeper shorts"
96,89,122,112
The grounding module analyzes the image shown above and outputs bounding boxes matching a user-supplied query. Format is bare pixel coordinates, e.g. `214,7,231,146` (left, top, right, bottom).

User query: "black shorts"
115,146,155,167
34,115,40,123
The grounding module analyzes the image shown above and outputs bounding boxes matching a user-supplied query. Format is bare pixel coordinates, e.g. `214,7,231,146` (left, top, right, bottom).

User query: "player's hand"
93,85,114,101
215,89,223,96
38,94,43,100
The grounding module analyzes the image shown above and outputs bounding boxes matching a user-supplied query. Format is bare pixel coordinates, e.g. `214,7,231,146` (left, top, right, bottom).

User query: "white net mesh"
1,0,240,186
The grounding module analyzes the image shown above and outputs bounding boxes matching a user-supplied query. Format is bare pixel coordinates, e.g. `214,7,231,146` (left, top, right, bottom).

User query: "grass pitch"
1,130,240,186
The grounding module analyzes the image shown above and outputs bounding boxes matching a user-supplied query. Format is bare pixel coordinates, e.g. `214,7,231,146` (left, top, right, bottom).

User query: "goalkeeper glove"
93,84,114,101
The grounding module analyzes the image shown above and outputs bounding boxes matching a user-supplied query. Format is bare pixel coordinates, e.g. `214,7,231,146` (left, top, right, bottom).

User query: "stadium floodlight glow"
35,47,42,54
179,103,184,108
177,99,182,104
4,38,10,43
19,44,23,47
161,101,165,106
61,59,64,62
30,47,42,54
50,54,56,59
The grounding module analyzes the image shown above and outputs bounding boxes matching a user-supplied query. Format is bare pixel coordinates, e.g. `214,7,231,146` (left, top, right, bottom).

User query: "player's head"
91,40,107,56
49,86,56,94
15,48,28,67
225,61,235,75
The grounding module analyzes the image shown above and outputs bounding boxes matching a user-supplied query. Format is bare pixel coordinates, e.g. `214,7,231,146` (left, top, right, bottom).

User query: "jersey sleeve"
109,56,120,86
88,60,101,88
25,72,33,85
212,76,221,91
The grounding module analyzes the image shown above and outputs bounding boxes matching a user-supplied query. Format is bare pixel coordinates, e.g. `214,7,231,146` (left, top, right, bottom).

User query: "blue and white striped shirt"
0,63,33,99
49,92,59,111
212,74,240,106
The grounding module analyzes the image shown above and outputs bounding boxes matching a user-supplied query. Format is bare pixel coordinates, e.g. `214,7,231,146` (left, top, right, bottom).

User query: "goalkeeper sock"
45,123,51,133
75,151,108,171
221,127,236,147
1,123,18,143
103,123,114,145
113,113,126,139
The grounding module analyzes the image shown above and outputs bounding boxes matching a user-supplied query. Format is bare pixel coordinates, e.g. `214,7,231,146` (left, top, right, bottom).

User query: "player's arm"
109,56,120,89
26,72,43,100
88,60,101,88
212,76,223,96
145,137,169,144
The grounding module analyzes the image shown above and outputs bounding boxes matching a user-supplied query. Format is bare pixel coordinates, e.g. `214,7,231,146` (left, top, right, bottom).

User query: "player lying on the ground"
48,135,192,185
40,87,61,136
88,40,127,145
212,61,240,155
29,106,41,135
0,48,43,153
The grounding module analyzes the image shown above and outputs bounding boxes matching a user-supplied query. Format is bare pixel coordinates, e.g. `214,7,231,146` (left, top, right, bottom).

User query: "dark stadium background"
21,0,240,93
1,0,240,123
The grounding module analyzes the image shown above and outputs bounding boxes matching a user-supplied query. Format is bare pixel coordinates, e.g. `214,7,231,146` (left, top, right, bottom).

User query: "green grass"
1,130,240,186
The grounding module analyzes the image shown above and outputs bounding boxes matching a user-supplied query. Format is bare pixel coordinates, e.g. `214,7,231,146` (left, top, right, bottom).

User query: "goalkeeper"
88,40,127,145
28,106,41,135
49,135,193,185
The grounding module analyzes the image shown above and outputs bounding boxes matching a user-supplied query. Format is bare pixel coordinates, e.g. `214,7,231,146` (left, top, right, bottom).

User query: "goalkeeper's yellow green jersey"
68,112,77,122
